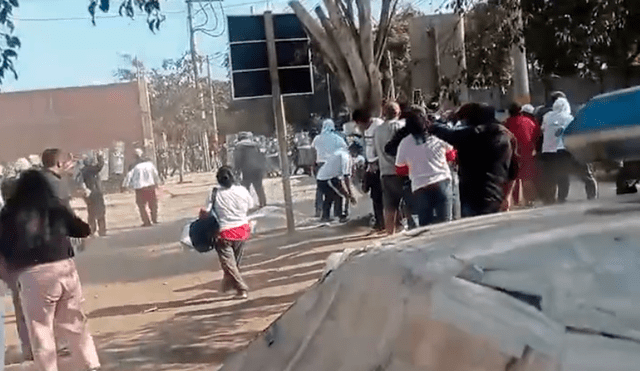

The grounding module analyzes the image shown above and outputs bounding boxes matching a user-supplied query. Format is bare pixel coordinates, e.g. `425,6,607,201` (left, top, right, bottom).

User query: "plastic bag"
180,220,195,249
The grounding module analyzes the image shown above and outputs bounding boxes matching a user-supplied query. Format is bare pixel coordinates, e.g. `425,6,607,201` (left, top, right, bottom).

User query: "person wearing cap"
123,148,162,227
504,102,542,207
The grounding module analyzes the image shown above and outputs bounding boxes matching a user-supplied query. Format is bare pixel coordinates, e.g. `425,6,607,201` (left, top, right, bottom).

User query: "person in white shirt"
122,149,162,227
203,166,254,299
373,102,415,234
353,108,385,231
540,96,597,204
396,107,453,226
316,144,359,223
312,119,347,217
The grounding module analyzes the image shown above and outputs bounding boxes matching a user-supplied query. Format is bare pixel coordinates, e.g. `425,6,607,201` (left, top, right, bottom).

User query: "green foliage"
454,0,640,86
88,0,164,31
382,5,421,103
523,0,634,79
0,0,20,85
114,54,230,144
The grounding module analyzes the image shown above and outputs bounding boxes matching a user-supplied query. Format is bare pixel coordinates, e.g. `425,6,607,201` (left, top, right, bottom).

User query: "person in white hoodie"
312,119,347,217
539,96,597,204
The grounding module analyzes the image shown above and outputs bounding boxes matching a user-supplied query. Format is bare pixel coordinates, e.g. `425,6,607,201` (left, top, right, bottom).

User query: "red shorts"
219,224,251,241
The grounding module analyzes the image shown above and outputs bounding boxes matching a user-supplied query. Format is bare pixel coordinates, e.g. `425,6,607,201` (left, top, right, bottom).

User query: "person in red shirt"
504,103,541,207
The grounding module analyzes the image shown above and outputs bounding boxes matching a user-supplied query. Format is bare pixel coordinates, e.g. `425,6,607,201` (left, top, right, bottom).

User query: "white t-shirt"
123,161,161,190
363,118,384,162
396,135,452,192
316,150,352,181
343,121,361,137
206,185,254,231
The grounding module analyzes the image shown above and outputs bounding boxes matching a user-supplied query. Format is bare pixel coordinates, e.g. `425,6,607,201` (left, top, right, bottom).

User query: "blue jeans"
413,179,453,227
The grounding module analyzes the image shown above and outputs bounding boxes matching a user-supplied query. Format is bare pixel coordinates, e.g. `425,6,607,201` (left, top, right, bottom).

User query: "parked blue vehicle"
564,86,640,195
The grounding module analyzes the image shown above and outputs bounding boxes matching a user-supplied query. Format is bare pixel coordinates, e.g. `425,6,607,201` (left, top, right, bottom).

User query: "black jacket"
234,140,267,174
82,155,105,196
384,127,410,157
429,122,517,215
43,169,72,210
0,203,91,270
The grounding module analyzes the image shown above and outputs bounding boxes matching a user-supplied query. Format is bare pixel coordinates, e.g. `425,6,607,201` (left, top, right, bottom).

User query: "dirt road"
2,173,379,371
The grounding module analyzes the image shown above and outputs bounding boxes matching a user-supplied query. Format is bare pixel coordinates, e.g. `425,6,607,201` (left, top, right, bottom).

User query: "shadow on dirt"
87,219,378,370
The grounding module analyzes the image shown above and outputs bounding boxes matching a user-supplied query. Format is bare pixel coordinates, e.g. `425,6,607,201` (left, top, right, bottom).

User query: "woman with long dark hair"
0,170,100,371
395,106,453,226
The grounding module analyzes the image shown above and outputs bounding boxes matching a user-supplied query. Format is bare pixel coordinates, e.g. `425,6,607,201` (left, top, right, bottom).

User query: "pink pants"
18,259,100,371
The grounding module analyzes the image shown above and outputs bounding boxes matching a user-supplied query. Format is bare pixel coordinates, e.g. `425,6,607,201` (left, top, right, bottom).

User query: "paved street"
2,172,617,370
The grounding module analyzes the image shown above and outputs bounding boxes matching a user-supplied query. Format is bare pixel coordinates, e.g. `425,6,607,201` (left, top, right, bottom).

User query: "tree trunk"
322,0,371,105
290,0,391,113
291,2,359,108
178,142,186,184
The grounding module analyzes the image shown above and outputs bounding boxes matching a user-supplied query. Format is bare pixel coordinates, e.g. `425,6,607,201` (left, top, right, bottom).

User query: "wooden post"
137,77,157,166
264,11,296,233
206,55,219,169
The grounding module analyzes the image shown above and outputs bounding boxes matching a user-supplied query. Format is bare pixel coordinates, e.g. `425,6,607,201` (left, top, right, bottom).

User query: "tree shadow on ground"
89,224,367,370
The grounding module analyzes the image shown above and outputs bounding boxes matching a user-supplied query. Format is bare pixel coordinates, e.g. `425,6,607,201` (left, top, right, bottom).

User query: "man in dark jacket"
41,148,73,210
428,103,518,217
81,152,107,236
234,132,267,208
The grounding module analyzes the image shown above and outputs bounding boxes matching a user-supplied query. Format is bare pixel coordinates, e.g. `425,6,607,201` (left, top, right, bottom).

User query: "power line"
14,10,186,22
14,0,293,23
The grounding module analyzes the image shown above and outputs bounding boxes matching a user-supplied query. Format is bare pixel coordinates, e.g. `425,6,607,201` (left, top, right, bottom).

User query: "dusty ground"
2,172,616,370
2,173,380,371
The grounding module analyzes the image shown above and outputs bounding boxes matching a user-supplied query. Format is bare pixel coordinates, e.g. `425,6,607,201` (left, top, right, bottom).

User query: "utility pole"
265,11,295,233
187,0,200,97
511,0,530,104
206,55,219,169
186,0,212,171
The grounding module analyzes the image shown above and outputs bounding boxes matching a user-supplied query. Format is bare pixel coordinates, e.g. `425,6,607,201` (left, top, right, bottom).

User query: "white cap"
134,148,144,157
522,104,535,114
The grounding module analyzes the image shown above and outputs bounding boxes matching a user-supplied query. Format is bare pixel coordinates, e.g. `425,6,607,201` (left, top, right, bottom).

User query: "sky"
4,0,437,92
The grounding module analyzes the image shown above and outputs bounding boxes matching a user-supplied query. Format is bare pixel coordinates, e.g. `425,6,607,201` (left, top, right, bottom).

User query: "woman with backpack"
202,166,254,300
0,170,100,371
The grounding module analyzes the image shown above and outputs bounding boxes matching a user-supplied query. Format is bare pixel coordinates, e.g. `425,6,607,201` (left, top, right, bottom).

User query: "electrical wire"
14,0,295,23
15,9,185,22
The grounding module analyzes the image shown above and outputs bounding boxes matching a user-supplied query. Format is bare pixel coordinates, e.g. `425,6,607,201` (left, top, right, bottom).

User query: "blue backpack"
189,188,220,253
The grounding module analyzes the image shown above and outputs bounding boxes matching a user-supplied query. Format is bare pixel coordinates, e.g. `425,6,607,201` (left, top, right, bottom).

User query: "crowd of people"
0,90,600,370
0,146,166,370
156,145,212,181
311,91,598,234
